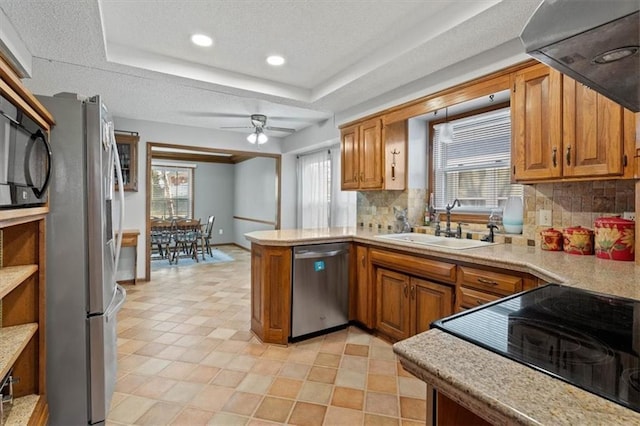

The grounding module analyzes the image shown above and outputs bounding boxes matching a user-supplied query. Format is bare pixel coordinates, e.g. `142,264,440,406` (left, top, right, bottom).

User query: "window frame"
150,164,195,220
428,101,512,224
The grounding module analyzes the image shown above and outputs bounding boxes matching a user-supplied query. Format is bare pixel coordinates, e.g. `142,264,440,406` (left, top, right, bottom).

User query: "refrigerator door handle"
110,123,125,275
105,284,126,319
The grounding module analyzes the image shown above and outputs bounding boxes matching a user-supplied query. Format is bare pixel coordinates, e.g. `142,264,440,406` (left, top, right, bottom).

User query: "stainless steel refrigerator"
38,93,126,425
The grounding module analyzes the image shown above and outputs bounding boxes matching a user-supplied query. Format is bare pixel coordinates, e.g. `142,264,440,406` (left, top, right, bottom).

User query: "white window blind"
150,165,194,219
433,107,522,211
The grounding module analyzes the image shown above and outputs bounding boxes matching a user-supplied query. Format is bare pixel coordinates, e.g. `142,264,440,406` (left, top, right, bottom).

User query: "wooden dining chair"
200,215,215,259
150,219,174,262
172,218,201,263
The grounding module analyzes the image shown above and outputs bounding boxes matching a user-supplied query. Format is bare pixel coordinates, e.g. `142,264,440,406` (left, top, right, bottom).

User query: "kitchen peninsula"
245,227,640,425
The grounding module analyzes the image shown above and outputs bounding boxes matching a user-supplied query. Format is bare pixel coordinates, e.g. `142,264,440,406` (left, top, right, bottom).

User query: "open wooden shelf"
1,394,42,425
0,323,38,382
0,265,38,299
0,207,48,229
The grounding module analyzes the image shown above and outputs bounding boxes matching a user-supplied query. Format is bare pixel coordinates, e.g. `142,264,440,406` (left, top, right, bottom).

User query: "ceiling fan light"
257,132,268,144
247,132,258,144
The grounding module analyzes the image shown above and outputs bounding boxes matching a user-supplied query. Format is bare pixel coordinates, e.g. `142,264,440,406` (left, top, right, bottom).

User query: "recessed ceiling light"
191,34,213,47
266,55,285,66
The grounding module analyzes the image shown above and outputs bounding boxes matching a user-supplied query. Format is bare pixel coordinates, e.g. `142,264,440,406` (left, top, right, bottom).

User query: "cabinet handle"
410,285,416,300
360,172,364,182
361,255,365,267
403,283,408,298
477,277,498,286
566,146,571,166
476,299,483,306
552,147,557,167
353,173,358,182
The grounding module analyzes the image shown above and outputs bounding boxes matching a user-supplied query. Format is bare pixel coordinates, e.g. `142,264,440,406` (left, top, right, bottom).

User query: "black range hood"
520,0,639,112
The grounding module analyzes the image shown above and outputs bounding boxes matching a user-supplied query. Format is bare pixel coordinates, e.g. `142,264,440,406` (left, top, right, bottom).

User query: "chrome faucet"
444,199,461,237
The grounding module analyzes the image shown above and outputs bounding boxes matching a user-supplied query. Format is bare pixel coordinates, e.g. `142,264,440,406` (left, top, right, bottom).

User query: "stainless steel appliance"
433,284,640,414
0,91,52,207
291,243,349,339
520,0,639,112
38,93,126,425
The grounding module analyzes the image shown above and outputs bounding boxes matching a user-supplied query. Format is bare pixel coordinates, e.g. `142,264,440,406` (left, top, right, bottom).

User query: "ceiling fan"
220,114,295,144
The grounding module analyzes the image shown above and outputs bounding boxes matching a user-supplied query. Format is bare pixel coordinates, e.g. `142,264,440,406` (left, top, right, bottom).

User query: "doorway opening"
145,142,281,281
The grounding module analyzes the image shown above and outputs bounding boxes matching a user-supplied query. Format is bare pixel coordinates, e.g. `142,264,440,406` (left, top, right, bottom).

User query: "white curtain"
330,148,356,227
297,150,331,229
296,147,357,229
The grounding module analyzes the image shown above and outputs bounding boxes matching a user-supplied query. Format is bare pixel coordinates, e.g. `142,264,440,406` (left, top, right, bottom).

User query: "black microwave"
0,93,52,208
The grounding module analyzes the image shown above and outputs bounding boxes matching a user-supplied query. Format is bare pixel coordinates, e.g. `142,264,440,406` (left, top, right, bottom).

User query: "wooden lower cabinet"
376,267,453,342
0,213,49,425
353,244,374,329
413,277,453,335
250,243,292,345
376,268,411,340
456,264,537,312
436,391,491,426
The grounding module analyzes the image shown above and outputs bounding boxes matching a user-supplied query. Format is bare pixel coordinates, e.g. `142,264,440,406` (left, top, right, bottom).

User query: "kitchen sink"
375,232,495,250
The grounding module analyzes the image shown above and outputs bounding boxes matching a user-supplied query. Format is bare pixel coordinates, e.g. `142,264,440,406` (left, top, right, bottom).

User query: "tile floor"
110,245,427,425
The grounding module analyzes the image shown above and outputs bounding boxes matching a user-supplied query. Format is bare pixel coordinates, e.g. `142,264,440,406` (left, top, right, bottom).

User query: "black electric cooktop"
432,284,640,413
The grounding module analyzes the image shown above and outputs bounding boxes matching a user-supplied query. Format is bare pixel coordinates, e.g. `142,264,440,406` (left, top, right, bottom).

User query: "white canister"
503,196,523,234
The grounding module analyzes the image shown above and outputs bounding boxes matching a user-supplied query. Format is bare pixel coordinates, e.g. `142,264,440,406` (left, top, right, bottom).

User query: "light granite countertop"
245,227,640,300
245,227,640,424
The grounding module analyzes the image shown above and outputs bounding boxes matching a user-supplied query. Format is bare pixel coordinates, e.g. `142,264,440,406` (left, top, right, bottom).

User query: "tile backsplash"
356,179,636,246
523,179,635,241
357,189,425,232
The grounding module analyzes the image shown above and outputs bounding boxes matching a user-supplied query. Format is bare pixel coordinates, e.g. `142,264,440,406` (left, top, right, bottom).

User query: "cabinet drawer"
370,249,456,284
459,287,501,309
458,266,522,296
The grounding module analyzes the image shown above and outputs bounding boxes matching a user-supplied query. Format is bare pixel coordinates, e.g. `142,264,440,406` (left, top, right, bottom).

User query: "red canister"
563,226,594,255
540,228,563,251
594,216,635,261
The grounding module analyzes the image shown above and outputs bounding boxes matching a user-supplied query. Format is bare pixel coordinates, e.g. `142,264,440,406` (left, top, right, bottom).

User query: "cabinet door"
562,76,625,178
355,244,374,328
376,267,411,341
411,278,453,335
512,64,562,181
115,133,139,191
359,118,383,189
341,124,360,190
382,120,406,191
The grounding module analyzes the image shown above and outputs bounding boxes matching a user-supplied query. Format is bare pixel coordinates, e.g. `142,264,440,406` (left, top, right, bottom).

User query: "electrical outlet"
623,211,636,221
219,229,223,235
538,209,552,226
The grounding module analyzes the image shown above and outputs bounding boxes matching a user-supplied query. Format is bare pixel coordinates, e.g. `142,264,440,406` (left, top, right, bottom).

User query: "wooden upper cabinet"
562,75,625,178
359,118,383,189
115,132,139,192
511,64,562,181
512,63,632,183
341,124,360,190
340,117,406,191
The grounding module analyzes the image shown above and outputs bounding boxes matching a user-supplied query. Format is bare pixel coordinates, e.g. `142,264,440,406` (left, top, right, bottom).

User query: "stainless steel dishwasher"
291,243,350,339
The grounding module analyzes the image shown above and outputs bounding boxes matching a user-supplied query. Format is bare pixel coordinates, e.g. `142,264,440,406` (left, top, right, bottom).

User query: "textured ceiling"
0,0,542,137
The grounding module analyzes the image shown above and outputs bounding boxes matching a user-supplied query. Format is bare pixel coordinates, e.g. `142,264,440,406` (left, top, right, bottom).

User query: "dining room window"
150,164,194,219
432,107,523,212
